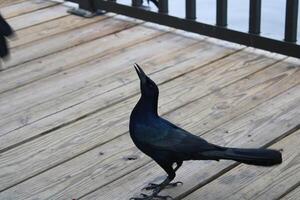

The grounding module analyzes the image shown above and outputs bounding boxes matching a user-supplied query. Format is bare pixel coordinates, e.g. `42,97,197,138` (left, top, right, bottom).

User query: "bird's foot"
130,193,174,200
143,182,183,191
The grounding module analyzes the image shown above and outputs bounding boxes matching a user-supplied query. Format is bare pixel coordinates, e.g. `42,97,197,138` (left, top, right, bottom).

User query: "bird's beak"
134,63,147,84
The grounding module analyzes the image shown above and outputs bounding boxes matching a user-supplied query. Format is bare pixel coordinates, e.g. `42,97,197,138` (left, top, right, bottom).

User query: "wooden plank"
80,85,300,200
184,129,300,200
0,50,294,196
1,15,139,70
0,1,57,19
282,186,300,200
9,14,114,48
6,5,69,31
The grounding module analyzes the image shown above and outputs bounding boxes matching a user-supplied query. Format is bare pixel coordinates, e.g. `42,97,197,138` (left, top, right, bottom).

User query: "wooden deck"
0,1,299,199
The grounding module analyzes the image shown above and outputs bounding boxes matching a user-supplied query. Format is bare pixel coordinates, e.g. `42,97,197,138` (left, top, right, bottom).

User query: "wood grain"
184,130,300,200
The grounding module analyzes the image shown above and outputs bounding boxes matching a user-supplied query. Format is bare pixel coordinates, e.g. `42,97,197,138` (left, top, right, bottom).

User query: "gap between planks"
278,183,300,200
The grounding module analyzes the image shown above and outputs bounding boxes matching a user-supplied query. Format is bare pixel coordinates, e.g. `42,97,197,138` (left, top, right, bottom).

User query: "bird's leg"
143,162,183,191
131,162,183,199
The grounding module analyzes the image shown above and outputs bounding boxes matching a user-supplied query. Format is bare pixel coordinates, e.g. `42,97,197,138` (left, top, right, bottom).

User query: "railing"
66,0,299,58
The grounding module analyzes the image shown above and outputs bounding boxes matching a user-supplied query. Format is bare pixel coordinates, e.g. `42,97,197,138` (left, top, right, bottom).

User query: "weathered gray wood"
2,15,140,70
0,52,297,197
0,1,57,19
7,5,69,31
80,85,300,200
184,129,300,200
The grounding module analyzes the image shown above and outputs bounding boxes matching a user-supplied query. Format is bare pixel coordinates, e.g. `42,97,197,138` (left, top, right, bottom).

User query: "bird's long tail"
202,147,282,166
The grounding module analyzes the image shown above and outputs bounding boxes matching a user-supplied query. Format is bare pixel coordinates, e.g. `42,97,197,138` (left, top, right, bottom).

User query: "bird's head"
134,63,159,99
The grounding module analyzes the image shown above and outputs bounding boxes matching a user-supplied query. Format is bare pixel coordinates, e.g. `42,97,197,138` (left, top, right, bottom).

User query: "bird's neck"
134,95,158,117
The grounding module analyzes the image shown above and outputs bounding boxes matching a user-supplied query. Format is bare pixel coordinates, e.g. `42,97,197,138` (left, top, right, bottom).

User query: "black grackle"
0,14,14,60
129,64,282,200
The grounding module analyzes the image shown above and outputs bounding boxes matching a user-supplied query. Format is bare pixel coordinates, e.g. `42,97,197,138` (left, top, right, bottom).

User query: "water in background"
118,0,300,43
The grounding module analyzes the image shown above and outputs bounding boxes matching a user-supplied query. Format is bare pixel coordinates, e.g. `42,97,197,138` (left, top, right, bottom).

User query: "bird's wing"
136,118,217,153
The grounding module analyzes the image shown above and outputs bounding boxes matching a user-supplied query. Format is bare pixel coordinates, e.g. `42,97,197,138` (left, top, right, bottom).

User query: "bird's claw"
166,181,183,188
143,183,160,190
130,193,174,200
143,181,183,191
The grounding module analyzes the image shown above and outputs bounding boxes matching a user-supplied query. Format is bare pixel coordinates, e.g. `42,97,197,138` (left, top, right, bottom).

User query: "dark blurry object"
0,14,13,58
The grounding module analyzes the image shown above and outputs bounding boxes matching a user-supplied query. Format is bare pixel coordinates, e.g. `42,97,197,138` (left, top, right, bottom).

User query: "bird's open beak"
134,63,147,84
